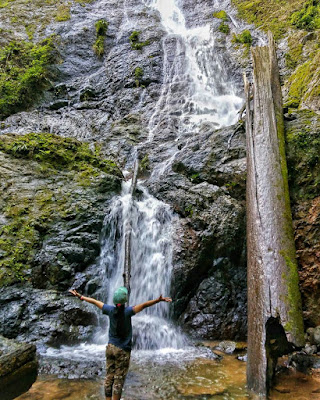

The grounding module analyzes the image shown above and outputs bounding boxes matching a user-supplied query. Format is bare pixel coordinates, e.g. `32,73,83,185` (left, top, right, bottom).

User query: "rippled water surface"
17,344,320,400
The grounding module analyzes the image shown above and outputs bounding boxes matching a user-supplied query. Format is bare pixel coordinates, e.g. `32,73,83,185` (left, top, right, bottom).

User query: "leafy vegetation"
134,66,144,87
129,30,150,50
0,38,57,119
139,154,150,173
232,29,252,52
219,22,230,34
290,0,320,31
93,19,108,57
213,10,228,21
231,0,305,39
232,29,252,45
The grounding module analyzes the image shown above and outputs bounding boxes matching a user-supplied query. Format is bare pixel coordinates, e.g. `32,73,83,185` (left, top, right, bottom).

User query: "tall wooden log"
123,159,139,300
245,32,305,397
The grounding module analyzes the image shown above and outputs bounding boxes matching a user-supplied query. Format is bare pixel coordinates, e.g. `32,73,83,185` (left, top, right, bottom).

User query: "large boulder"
0,335,38,400
0,287,99,346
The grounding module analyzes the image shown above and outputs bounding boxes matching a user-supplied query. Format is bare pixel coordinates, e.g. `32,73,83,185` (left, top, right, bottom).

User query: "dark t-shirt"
102,304,135,351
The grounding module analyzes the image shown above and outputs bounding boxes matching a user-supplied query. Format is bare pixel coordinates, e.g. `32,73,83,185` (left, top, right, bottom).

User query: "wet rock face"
0,0,166,165
0,287,98,345
286,111,320,328
0,335,38,400
147,122,247,339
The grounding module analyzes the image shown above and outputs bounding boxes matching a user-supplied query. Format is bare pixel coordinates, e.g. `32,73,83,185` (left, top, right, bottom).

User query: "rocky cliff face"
0,0,319,346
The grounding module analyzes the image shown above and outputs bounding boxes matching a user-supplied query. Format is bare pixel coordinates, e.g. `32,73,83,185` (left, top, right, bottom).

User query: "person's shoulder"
125,306,135,316
102,304,114,315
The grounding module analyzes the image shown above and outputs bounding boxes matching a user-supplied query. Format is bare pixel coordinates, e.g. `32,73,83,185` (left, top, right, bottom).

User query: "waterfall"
97,179,185,349
96,0,243,349
40,0,245,357
139,0,243,179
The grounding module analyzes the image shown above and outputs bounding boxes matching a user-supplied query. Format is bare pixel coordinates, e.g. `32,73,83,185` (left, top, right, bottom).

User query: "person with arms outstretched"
69,287,172,400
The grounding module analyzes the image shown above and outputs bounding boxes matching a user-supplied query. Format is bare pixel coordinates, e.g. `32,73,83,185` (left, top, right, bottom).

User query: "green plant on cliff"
55,3,71,22
231,0,303,39
219,22,230,34
232,29,252,46
129,30,150,50
93,19,108,57
213,10,228,21
290,0,320,31
134,66,144,87
286,50,320,108
0,37,57,119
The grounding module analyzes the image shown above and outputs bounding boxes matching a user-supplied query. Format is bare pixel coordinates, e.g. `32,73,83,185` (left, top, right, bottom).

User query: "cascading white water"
97,179,185,349
97,0,244,349
145,0,243,142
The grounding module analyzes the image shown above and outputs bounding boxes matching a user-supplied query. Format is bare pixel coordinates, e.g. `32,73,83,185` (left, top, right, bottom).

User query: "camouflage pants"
104,343,131,397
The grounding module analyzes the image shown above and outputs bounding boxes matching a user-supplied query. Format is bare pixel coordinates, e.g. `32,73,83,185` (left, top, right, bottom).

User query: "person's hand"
69,289,82,299
158,295,172,303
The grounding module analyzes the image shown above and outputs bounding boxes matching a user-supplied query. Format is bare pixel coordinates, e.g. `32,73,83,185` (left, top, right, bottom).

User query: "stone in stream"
0,335,38,400
216,341,236,354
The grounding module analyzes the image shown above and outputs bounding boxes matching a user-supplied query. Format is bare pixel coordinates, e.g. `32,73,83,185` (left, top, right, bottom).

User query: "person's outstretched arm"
133,295,172,314
69,289,104,310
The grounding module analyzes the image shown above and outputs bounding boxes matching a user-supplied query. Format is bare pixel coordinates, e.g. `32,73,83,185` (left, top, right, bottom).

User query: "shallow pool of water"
17,344,320,400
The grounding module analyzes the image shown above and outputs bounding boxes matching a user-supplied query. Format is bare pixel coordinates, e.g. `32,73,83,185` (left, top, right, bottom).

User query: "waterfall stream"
97,179,185,349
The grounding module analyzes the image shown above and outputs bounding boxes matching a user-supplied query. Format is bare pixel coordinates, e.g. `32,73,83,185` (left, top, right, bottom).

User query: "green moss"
0,37,57,119
93,19,108,57
185,204,194,218
55,3,70,21
139,154,149,172
281,250,305,344
134,66,144,87
0,0,14,8
218,22,230,34
213,10,228,21
286,110,320,201
231,0,309,39
0,133,122,177
129,30,150,50
232,29,252,45
287,50,320,108
290,0,320,31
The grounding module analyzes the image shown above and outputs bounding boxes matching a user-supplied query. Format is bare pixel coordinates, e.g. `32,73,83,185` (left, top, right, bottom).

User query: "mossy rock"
0,38,58,119
286,110,320,201
0,133,122,286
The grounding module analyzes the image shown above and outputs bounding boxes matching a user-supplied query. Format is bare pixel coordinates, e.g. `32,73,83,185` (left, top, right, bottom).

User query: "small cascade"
139,0,243,179
97,178,186,349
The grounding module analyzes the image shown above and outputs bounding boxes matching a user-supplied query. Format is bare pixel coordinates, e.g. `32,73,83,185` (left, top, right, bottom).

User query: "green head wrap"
113,286,128,305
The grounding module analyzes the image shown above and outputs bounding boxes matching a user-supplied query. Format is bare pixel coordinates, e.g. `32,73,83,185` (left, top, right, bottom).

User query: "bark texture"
245,32,305,397
123,159,139,300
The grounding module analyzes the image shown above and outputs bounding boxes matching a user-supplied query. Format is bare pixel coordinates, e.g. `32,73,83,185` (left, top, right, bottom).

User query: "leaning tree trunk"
245,32,305,398
123,159,139,301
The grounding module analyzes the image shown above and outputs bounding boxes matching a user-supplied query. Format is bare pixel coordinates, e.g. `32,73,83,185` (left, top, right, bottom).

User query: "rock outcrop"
0,335,38,400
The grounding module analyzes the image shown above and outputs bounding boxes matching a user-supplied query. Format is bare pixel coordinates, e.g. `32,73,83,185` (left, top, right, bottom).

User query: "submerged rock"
0,335,38,400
